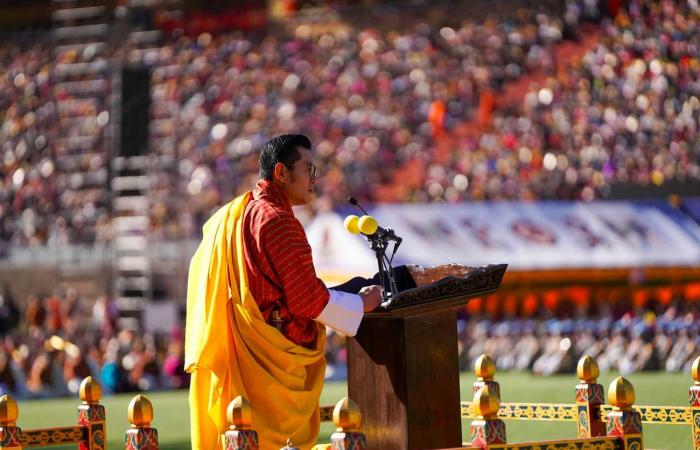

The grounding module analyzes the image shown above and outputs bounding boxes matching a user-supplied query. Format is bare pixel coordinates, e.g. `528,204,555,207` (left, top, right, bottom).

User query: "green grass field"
15,371,694,449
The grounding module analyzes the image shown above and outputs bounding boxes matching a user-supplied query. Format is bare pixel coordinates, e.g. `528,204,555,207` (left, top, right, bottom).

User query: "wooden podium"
347,264,507,450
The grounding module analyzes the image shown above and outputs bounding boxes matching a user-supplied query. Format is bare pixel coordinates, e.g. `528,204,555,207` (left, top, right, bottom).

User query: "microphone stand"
368,233,400,306
348,196,401,306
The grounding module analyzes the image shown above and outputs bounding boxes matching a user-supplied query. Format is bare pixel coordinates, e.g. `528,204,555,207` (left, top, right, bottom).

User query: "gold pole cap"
608,377,635,410
226,396,252,430
692,356,700,384
577,355,599,383
333,397,362,432
473,385,500,419
474,354,496,381
79,377,102,404
0,395,18,426
280,438,300,450
128,394,154,428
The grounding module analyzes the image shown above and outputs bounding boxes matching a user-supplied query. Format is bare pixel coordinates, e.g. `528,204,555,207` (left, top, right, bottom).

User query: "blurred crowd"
0,287,188,399
4,1,583,246
6,0,700,247
458,300,700,376
0,40,59,250
4,1,700,247
2,282,699,399
465,0,700,201
0,36,112,251
135,2,577,240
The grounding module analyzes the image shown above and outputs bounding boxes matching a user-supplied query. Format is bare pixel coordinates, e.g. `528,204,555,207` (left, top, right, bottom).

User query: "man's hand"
359,285,383,312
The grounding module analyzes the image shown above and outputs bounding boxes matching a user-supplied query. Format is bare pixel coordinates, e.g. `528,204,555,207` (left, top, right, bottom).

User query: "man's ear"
273,162,288,184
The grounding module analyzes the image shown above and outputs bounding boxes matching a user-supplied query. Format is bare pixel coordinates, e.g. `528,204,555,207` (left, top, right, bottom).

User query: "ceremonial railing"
0,374,363,450
4,354,697,450
0,377,159,450
0,378,363,450
223,396,366,450
436,353,700,450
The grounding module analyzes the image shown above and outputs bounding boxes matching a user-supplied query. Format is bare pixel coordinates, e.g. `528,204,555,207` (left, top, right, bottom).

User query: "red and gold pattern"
690,377,700,450
691,385,700,407
20,426,85,446
606,410,643,450
330,431,367,450
328,397,366,450
225,429,259,450
606,410,642,436
243,179,330,346
78,404,106,450
598,405,692,424
576,383,606,438
320,406,334,422
461,402,578,422
465,436,623,449
0,424,22,449
469,419,507,447
576,383,604,404
0,394,21,450
78,404,106,422
125,427,159,450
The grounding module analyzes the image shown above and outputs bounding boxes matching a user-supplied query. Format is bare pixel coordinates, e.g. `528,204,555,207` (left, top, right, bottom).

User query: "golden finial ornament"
577,355,599,383
692,356,700,385
280,438,299,450
0,395,18,426
608,377,635,410
333,397,362,432
473,385,500,419
128,395,154,428
474,354,496,381
79,376,102,404
227,396,252,430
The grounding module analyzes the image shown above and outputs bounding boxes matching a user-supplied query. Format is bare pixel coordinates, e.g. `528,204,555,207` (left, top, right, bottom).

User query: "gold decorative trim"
21,426,86,447
462,402,693,426
320,405,334,422
462,402,578,421
490,436,622,449
599,405,692,425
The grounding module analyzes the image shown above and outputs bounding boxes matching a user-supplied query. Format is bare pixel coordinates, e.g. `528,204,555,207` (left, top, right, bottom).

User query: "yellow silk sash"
185,192,327,450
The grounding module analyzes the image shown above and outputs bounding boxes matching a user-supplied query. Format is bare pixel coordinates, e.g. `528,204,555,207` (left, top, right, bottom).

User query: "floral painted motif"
225,429,259,450
331,431,367,450
0,425,22,447
125,427,159,450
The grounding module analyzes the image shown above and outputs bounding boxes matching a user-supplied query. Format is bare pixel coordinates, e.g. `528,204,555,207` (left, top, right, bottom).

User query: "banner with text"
306,201,700,273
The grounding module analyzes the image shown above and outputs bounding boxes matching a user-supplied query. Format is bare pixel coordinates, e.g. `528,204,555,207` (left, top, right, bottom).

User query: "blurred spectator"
1,279,699,400
452,299,700,376
2,1,700,244
0,287,20,335
0,286,187,399
454,0,700,201
2,3,572,245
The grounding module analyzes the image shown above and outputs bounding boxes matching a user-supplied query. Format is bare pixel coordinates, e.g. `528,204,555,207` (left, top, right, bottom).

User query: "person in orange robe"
185,135,383,450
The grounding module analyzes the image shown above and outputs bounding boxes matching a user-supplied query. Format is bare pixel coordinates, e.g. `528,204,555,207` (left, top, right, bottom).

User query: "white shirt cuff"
315,290,364,336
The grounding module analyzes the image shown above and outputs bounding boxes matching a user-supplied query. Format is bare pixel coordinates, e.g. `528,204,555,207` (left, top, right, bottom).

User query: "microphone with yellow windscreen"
345,214,380,236
345,196,402,304
344,215,360,234
358,215,378,235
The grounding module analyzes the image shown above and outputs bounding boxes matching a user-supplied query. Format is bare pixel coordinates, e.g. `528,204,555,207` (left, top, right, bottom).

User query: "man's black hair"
259,134,312,181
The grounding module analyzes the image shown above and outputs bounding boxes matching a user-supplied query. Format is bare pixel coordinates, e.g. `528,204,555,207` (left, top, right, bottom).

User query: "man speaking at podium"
184,134,384,450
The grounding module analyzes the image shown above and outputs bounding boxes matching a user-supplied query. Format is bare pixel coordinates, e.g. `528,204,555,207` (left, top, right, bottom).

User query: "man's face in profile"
283,147,319,206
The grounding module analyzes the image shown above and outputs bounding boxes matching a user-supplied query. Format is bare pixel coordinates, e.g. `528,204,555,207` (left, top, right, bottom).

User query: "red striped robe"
242,179,329,347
